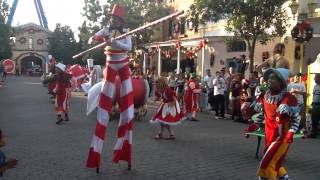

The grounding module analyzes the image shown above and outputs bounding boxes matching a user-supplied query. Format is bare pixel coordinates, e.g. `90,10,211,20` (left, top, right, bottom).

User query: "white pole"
201,47,205,81
177,48,181,74
158,48,161,77
143,53,147,75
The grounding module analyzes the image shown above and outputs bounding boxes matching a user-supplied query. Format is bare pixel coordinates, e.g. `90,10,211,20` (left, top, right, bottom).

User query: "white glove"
88,36,94,45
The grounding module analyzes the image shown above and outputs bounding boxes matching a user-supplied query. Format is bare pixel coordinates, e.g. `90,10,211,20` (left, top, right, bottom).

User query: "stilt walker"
54,63,72,124
86,4,134,172
184,73,201,121
250,68,300,180
150,77,185,139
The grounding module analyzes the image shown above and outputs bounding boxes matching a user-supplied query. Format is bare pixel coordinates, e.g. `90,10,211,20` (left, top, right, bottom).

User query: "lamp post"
289,0,299,19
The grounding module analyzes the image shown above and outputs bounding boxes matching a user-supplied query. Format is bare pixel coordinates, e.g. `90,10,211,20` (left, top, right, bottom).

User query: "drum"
114,77,149,108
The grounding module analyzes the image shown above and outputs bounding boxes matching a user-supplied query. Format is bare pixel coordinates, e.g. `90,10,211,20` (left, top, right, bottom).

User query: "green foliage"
49,24,80,65
0,0,11,60
192,0,288,71
0,23,11,60
0,0,9,24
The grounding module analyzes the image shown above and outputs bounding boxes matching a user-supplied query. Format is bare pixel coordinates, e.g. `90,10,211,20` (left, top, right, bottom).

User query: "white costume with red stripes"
86,27,133,169
151,87,185,125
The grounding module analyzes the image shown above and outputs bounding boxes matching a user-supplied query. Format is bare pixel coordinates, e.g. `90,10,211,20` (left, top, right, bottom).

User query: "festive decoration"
18,37,26,44
37,39,44,45
291,21,313,43
198,39,208,49
175,41,182,49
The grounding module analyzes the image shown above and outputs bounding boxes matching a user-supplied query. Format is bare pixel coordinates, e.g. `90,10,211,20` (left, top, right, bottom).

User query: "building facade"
11,23,51,75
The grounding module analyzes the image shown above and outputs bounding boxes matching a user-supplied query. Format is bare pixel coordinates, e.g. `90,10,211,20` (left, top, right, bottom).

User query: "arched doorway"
16,53,45,76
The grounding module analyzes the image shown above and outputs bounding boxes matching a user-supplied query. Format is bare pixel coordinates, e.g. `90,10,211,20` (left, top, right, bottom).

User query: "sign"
3,59,15,74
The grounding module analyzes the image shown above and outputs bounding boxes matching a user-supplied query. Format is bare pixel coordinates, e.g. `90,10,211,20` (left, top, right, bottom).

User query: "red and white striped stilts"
86,60,134,172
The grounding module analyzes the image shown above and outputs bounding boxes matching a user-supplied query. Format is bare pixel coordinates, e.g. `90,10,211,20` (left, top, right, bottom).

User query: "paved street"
1,76,320,180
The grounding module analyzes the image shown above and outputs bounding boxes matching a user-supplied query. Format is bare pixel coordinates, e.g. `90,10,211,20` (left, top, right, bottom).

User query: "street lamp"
289,0,299,19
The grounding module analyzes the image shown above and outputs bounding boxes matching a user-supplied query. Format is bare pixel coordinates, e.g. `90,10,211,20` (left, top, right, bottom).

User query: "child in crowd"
0,129,18,177
150,77,185,140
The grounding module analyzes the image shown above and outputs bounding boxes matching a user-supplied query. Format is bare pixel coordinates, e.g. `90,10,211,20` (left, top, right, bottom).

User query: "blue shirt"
0,150,6,166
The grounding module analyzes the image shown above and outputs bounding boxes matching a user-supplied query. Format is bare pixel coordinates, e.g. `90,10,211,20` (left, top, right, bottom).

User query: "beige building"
144,0,281,78
11,23,51,75
144,0,320,78
283,0,320,74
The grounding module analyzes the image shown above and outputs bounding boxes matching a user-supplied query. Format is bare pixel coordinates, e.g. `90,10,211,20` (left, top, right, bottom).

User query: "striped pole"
73,10,185,59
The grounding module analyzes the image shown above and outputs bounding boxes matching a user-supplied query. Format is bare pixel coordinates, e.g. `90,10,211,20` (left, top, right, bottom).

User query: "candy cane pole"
72,10,184,59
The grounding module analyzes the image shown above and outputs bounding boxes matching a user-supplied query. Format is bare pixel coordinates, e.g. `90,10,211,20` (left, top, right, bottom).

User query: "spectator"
309,74,320,138
168,72,177,90
203,69,214,110
248,72,259,101
221,68,231,113
0,64,4,81
230,73,242,120
213,71,226,119
287,73,307,128
147,69,155,97
240,79,253,122
176,73,185,107
0,129,18,177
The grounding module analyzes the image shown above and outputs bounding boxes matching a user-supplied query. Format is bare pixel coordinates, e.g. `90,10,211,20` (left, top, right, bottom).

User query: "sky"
8,0,89,35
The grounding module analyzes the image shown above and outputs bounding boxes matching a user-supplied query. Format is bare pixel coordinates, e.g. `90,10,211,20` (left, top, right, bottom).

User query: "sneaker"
166,134,176,140
190,118,199,121
56,116,63,124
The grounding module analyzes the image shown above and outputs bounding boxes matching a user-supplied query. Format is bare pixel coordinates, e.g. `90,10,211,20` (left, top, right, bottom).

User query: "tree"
49,24,79,65
191,0,288,72
0,0,9,24
0,0,12,60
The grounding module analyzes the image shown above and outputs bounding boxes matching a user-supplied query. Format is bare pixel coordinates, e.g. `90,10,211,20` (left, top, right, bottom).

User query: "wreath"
19,37,26,44
291,21,313,43
37,39,44,45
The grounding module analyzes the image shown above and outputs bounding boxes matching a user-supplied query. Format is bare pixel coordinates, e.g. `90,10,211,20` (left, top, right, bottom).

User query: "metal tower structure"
7,0,49,29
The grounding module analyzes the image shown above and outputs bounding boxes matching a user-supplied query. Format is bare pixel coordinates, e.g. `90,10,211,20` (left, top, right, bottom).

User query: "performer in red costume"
184,73,201,121
150,77,185,140
86,4,134,172
54,63,72,124
249,68,300,180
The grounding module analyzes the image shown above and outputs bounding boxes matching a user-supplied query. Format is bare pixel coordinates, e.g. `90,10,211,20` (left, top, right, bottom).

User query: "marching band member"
54,63,72,124
184,73,201,121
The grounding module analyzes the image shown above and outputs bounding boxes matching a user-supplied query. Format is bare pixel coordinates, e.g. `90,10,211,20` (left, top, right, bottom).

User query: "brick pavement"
0,76,320,180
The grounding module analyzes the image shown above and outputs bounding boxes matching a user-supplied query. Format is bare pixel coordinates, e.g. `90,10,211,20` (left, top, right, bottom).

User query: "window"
227,41,246,52
28,37,33,49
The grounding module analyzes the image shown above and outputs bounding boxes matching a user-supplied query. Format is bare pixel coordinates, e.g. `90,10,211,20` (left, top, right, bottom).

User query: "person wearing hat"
249,68,300,180
53,63,72,124
184,73,201,121
86,4,134,171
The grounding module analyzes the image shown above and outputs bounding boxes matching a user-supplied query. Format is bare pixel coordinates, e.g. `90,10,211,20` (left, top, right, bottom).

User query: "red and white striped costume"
184,79,201,113
86,26,133,170
54,73,72,114
151,87,185,125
